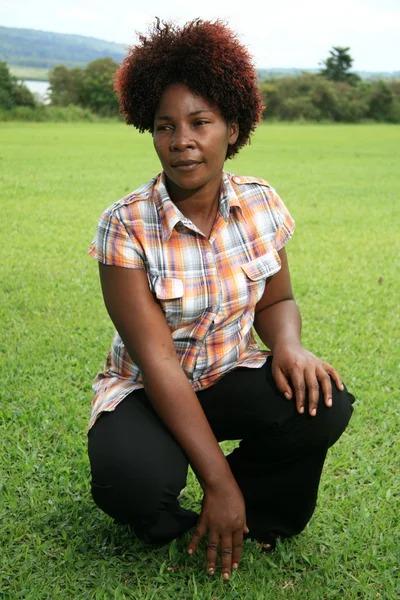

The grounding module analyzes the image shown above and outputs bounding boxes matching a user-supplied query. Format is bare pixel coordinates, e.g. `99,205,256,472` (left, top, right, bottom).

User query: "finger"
243,524,249,534
324,364,344,392
232,529,244,570
290,370,306,414
188,521,206,555
206,531,219,576
220,534,233,580
304,369,321,416
317,366,333,408
273,367,293,400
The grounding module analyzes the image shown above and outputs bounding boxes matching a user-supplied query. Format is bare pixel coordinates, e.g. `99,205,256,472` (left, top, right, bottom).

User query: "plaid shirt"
88,171,295,428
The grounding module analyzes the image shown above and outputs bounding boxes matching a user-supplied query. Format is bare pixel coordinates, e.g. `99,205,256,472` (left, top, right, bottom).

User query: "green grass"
0,122,399,599
9,66,50,82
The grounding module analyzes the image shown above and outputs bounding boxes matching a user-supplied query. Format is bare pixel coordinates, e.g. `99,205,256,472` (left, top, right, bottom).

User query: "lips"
171,160,202,171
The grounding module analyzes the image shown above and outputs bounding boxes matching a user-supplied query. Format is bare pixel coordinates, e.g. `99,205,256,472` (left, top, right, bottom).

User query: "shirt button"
233,175,241,184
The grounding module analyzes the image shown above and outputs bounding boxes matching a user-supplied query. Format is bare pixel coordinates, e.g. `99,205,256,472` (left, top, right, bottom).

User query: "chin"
167,172,208,190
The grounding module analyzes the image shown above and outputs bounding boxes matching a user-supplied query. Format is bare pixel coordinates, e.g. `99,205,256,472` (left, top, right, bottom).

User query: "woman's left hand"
271,343,344,416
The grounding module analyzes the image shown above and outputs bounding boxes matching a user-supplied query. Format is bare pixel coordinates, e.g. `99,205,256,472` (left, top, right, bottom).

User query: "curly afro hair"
114,19,264,158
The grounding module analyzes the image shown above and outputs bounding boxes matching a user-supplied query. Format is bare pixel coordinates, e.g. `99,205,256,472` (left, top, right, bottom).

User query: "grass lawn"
0,122,399,599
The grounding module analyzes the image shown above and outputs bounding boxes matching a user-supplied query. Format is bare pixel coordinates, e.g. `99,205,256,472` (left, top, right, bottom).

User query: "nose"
170,125,195,151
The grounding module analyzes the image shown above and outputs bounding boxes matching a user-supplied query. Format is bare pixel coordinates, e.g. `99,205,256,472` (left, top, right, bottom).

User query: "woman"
88,19,354,580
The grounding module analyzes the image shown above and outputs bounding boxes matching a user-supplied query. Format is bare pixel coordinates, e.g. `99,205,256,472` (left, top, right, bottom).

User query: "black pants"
88,358,354,544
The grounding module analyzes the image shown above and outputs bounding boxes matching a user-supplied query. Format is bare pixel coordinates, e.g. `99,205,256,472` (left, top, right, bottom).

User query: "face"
153,83,238,201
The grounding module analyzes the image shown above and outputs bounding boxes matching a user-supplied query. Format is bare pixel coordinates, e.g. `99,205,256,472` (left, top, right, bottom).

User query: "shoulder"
226,172,295,242
227,172,272,190
226,172,281,209
102,175,158,219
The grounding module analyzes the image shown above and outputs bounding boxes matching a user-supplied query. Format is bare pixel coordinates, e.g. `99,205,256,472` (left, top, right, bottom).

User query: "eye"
193,119,209,126
156,124,173,132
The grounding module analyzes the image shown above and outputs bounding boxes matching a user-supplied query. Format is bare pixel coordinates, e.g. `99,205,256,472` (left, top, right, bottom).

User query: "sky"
1,0,400,72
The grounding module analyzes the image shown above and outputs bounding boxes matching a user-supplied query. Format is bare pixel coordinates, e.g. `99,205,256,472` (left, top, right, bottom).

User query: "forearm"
254,298,302,351
141,357,234,491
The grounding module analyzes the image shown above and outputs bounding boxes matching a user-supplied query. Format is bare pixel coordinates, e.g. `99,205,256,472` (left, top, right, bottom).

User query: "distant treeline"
260,75,400,123
1,47,400,123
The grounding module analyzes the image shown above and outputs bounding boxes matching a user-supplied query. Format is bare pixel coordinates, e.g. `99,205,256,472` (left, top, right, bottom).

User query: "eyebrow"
154,109,214,121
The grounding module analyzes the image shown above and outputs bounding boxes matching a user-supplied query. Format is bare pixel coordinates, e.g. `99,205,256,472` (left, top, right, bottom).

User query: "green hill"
1,26,399,83
0,26,127,80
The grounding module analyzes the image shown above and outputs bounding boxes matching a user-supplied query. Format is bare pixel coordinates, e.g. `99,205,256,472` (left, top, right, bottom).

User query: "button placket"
203,242,219,313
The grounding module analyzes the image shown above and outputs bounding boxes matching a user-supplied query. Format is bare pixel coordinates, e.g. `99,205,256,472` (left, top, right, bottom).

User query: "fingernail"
299,406,304,414
284,392,290,399
188,549,193,555
208,568,215,575
311,408,316,416
223,572,230,580
340,382,344,390
327,398,332,406
232,563,238,569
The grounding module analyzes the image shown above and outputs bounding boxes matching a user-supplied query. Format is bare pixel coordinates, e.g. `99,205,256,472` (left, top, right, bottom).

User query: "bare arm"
254,247,301,351
98,263,247,577
254,248,343,415
99,263,231,486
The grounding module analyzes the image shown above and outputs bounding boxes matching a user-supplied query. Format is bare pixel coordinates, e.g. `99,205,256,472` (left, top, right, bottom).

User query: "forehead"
155,83,218,117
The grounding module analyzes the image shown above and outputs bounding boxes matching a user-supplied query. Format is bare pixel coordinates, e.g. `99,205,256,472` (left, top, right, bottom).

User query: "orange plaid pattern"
88,171,295,428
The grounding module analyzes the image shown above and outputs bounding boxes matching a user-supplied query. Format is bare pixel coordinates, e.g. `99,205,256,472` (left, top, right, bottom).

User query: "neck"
165,173,222,222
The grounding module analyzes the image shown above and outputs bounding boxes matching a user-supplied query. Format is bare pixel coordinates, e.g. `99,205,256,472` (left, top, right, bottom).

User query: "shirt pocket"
152,275,212,331
241,249,281,305
153,277,184,329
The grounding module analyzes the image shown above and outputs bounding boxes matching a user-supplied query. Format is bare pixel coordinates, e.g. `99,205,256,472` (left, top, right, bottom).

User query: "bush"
0,104,102,122
367,80,395,122
260,82,280,117
280,96,322,121
0,61,36,109
12,82,36,108
260,73,400,123
330,82,368,122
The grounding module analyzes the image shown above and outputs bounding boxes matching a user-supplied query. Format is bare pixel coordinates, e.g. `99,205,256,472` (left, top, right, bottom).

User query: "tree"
48,65,83,106
320,47,360,85
79,58,119,115
367,80,394,121
0,61,36,109
48,59,120,115
12,82,36,107
0,61,15,109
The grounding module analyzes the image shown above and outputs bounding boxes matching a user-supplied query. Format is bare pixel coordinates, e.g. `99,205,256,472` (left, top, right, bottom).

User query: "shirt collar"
154,171,242,242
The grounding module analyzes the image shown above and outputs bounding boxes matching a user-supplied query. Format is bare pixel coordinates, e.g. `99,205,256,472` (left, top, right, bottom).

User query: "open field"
9,66,50,82
0,122,399,599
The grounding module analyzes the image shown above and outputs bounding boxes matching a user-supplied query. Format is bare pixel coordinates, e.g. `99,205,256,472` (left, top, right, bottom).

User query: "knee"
91,460,182,520
89,449,188,526
90,474,197,545
314,382,355,448
90,473,160,522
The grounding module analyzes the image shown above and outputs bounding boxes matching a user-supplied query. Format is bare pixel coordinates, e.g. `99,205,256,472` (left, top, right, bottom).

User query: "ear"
228,122,239,146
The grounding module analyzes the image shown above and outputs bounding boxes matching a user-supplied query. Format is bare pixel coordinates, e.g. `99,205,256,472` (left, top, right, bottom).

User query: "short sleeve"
88,209,145,269
269,188,295,251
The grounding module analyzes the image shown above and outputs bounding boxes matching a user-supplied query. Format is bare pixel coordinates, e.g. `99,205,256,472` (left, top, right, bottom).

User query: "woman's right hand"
188,477,249,579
